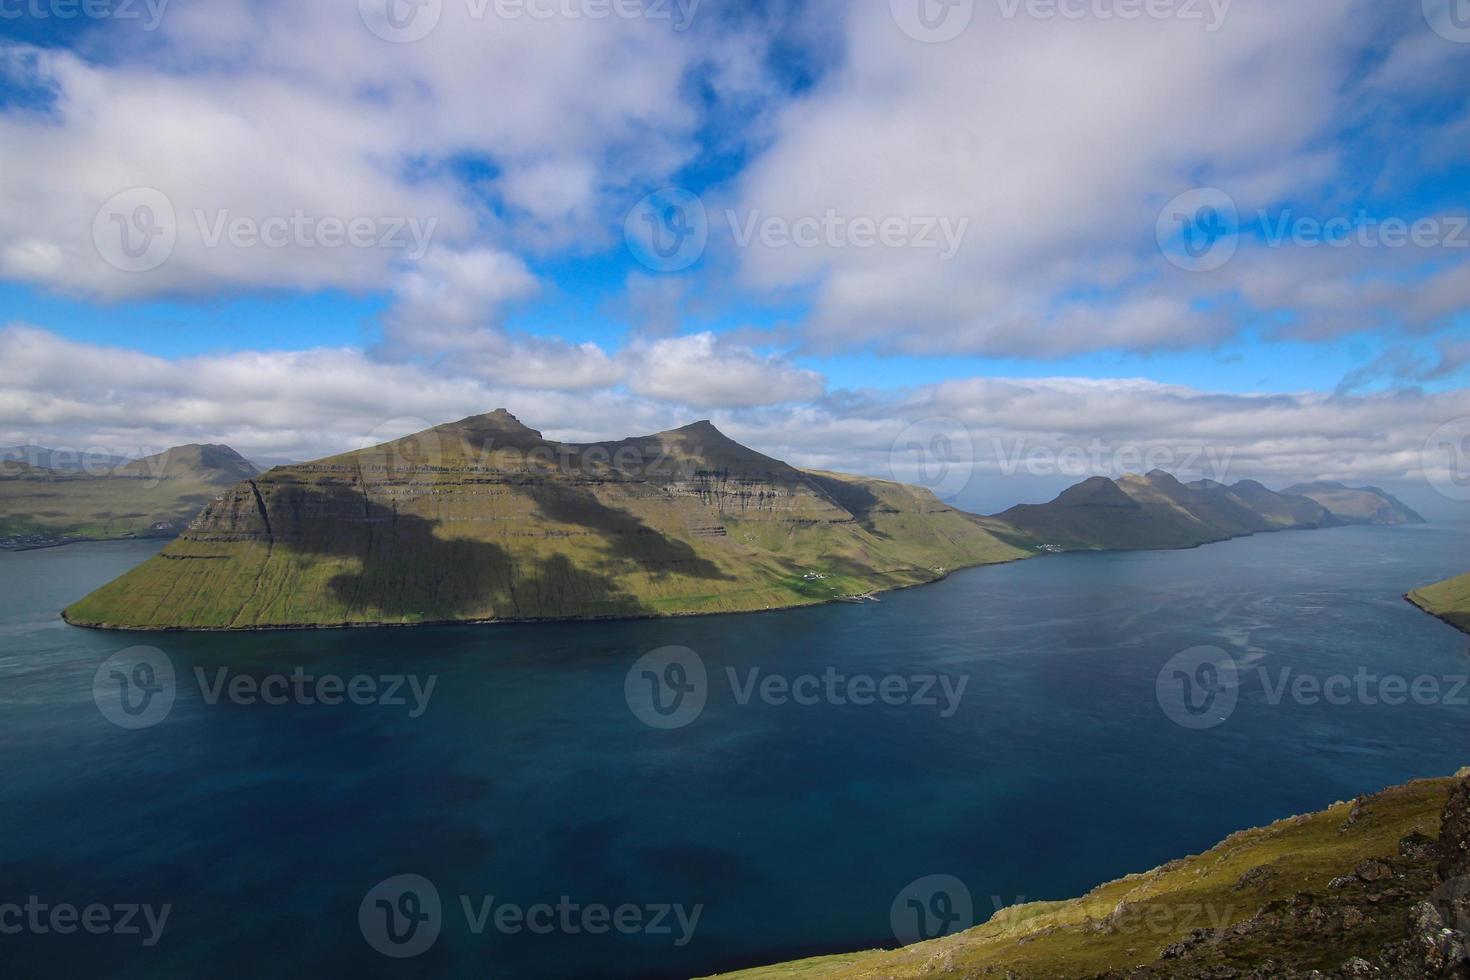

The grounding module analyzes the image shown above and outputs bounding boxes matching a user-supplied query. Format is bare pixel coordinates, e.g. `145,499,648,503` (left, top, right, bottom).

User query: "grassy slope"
0,444,257,544
1408,571,1470,634
64,417,1032,629
704,774,1463,980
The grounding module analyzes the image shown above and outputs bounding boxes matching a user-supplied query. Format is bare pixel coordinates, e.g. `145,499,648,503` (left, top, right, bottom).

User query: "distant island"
59,410,1427,631
0,444,258,550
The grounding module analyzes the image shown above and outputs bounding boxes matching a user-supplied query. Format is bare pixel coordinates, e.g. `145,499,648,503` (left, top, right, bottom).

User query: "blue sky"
1,0,1468,505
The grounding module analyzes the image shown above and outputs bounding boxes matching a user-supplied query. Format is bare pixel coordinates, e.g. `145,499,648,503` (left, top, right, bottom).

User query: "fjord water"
3,521,1469,979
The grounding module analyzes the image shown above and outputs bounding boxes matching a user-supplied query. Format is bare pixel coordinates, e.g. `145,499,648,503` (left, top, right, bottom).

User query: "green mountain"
994,471,1332,551
1281,481,1426,526
0,443,258,549
1408,571,1470,635
62,411,1031,629
704,771,1470,980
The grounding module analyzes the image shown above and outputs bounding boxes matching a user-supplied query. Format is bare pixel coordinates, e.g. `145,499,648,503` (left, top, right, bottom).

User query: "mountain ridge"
63,416,1029,629
994,471,1341,552
57,414,1434,630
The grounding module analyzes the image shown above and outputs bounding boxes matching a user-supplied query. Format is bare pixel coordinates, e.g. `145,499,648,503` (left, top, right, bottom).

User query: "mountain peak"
442,409,544,439
116,443,258,485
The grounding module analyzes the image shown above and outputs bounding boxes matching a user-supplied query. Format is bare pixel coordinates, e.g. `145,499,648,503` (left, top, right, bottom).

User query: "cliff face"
1408,571,1470,635
64,411,1029,629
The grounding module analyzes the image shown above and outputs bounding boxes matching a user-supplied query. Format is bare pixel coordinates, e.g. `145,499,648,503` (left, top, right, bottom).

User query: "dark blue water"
3,521,1469,978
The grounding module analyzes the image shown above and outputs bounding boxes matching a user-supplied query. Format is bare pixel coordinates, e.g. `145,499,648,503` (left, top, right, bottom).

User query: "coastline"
59,551,1035,632
61,518,1427,633
1404,590,1470,637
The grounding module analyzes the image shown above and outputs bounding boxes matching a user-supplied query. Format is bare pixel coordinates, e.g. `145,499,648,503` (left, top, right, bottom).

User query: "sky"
1,0,1469,515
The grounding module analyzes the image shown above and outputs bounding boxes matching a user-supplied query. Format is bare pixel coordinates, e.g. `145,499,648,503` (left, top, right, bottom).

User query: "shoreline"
1404,590,1470,638
61,518,1430,634
60,554,1026,632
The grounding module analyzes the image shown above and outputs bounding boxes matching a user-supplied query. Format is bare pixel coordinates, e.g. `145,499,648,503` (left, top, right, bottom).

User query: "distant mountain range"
55,410,1435,631
996,471,1422,552
1280,480,1426,526
0,444,259,549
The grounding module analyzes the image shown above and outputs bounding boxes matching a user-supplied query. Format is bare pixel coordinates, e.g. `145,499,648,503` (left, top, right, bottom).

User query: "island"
59,410,1426,630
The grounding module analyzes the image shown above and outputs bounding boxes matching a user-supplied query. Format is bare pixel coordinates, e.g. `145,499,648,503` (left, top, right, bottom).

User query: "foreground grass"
704,774,1463,980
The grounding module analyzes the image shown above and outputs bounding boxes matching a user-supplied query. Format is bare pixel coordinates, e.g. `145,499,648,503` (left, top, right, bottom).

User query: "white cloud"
724,1,1470,357
3,326,1466,511
624,332,826,407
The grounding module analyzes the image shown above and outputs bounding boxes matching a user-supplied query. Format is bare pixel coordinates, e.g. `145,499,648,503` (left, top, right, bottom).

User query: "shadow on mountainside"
525,482,732,582
259,481,659,621
802,473,893,539
249,476,747,620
